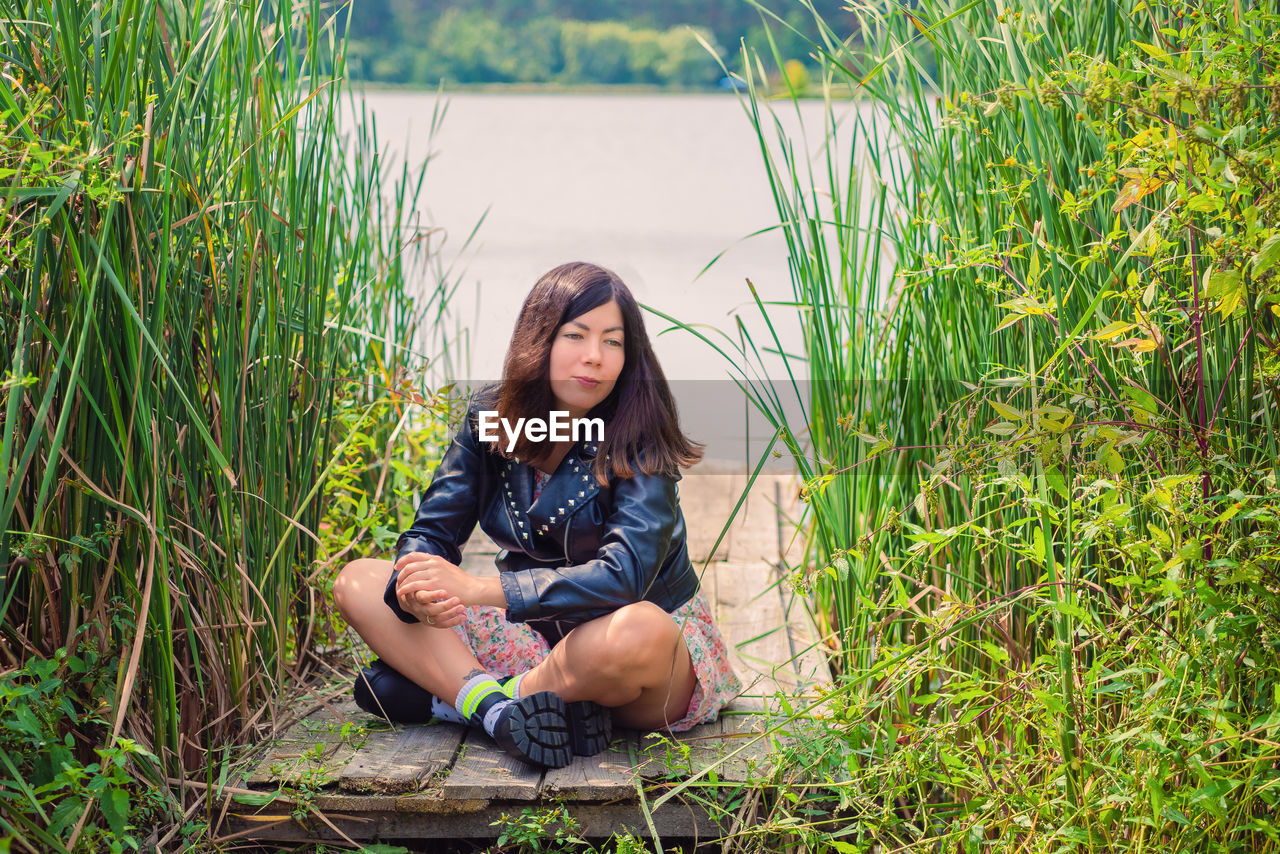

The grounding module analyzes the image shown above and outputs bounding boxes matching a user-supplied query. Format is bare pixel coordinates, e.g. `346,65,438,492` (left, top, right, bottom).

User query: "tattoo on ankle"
462,668,487,682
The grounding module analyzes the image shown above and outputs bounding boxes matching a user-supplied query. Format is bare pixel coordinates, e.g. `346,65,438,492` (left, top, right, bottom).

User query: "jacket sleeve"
499,469,678,624
383,411,485,623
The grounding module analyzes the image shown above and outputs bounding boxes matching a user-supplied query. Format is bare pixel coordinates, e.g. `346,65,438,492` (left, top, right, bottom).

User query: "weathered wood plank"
725,473,801,565
635,709,779,787
219,798,722,842
677,461,739,564
636,716,724,783
716,561,795,695
244,733,353,788
712,712,777,783
439,731,543,801
540,730,639,801
337,722,465,794
245,703,365,788
716,560,829,699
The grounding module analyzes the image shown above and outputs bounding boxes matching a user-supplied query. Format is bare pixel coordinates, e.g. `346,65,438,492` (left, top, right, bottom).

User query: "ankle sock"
455,673,514,738
501,672,526,700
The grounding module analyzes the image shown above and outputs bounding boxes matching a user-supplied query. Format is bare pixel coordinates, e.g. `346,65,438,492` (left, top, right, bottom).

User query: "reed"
685,0,1280,846
0,0,443,844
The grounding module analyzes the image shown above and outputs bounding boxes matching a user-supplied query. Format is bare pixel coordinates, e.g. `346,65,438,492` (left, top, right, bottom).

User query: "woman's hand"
393,553,504,628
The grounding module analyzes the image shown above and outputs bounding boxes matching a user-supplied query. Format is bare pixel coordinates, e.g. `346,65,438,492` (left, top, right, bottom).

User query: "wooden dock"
215,464,829,846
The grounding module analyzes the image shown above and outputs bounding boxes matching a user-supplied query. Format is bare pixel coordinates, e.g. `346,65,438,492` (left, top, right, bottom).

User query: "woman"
333,262,740,768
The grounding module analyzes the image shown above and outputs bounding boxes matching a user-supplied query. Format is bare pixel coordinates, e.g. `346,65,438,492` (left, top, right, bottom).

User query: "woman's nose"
583,339,602,364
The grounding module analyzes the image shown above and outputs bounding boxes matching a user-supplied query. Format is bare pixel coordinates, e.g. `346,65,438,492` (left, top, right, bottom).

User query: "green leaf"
1135,41,1169,61
1092,679,1133,695
1090,319,1137,340
1186,193,1221,213
1252,234,1280,277
981,640,1010,663
1048,600,1089,621
993,312,1024,332
1123,385,1158,414
991,400,1025,421
231,790,285,807
101,787,129,837
1034,689,1067,716
1031,526,1046,564
1148,777,1165,816
1143,278,1158,307
1206,268,1245,317
1045,466,1068,500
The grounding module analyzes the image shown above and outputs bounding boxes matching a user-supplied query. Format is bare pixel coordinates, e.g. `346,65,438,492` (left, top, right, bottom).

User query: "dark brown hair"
492,262,702,482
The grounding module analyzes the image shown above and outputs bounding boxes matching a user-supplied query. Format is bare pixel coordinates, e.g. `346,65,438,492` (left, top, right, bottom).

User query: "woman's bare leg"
519,601,698,731
336,559,699,731
333,558,486,702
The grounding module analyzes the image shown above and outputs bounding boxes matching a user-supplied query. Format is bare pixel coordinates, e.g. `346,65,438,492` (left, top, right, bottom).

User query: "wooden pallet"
216,469,830,845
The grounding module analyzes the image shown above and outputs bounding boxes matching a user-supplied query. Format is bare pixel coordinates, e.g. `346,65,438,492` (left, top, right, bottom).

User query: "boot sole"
565,700,612,757
493,692,573,768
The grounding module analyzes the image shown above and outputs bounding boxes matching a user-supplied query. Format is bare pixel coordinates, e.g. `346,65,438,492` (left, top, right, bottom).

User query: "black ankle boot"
490,692,574,768
565,700,612,757
352,659,435,723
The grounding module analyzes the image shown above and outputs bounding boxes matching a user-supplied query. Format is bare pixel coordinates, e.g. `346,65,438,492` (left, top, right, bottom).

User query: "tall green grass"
0,0,443,845
690,0,1280,847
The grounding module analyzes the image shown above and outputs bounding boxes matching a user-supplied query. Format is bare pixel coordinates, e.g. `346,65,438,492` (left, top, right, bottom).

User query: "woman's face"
548,300,625,420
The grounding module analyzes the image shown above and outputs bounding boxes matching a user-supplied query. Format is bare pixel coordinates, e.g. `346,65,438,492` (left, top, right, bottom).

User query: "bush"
703,0,1280,848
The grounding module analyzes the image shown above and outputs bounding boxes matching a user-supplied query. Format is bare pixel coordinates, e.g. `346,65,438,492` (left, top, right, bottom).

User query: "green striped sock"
455,673,512,736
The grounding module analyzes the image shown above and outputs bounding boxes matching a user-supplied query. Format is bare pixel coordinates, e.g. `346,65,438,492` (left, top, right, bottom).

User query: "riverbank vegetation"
702,0,1280,849
0,0,448,849
340,0,857,89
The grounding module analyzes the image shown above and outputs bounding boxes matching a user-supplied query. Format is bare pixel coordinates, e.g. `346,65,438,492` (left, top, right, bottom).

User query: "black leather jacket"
384,395,700,642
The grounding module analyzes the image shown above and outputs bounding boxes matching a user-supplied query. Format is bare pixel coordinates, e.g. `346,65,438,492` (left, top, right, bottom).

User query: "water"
352,90,867,463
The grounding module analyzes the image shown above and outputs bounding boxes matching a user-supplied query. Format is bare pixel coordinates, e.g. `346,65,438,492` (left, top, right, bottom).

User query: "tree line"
340,0,860,87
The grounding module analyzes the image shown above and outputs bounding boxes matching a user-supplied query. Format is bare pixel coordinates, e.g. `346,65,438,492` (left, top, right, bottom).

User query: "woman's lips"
573,376,599,389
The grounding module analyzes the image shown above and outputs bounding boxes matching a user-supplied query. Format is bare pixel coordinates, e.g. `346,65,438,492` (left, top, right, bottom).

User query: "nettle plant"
923,0,1280,564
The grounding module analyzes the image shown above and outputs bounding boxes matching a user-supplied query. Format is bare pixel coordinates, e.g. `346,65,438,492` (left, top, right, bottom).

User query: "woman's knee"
603,601,680,666
333,558,392,624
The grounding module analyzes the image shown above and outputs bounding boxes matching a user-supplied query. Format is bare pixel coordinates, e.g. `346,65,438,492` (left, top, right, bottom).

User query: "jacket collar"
498,440,608,546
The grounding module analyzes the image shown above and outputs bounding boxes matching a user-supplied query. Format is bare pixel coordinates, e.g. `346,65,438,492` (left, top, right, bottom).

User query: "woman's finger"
395,554,443,585
401,580,443,596
395,552,441,574
410,588,449,606
423,595,462,616
396,563,434,588
431,603,467,628
398,577,446,598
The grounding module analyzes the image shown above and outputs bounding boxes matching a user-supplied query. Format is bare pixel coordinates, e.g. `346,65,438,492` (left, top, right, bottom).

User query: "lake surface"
350,90,871,462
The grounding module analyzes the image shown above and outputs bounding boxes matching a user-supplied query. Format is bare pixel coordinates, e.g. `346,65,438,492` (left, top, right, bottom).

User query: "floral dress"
446,469,741,731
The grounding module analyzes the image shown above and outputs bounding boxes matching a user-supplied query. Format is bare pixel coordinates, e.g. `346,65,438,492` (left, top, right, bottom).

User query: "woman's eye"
606,339,623,348
563,332,582,340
